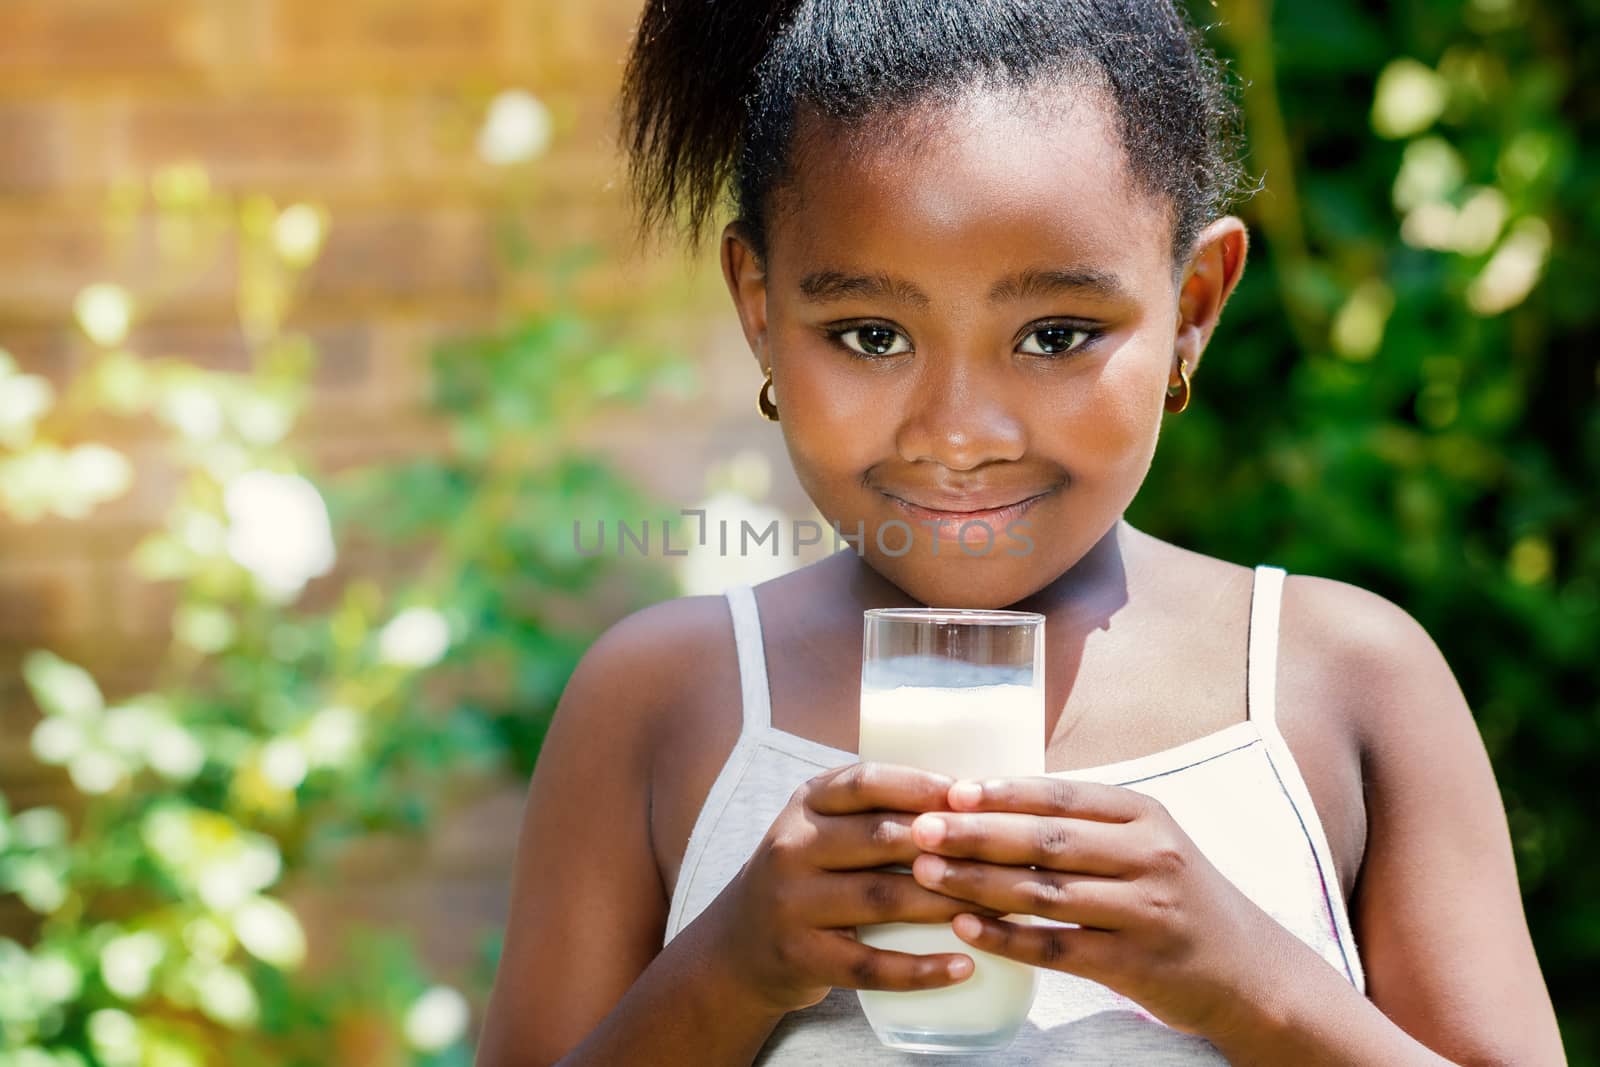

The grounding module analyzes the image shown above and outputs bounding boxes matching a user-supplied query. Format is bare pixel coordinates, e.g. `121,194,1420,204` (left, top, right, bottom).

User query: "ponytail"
619,0,802,255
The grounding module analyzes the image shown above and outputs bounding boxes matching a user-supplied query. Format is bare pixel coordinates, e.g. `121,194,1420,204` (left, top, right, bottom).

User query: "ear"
720,221,771,374
1174,217,1248,376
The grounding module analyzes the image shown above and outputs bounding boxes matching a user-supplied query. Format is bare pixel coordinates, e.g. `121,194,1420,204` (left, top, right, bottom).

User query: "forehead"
769,83,1174,300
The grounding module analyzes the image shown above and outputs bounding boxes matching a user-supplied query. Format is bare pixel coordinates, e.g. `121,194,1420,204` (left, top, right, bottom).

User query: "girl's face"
722,84,1247,609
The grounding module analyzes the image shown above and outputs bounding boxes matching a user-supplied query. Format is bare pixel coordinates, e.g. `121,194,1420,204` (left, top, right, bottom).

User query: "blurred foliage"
1129,0,1597,1057
0,110,683,1064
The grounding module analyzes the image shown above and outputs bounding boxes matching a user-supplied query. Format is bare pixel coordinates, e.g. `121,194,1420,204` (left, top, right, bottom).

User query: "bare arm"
476,601,782,1066
1215,579,1564,1065
547,912,787,1066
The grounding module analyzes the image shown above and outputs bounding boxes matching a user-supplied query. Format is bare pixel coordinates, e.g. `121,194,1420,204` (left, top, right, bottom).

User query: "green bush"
1131,1,1597,1058
0,163,683,1066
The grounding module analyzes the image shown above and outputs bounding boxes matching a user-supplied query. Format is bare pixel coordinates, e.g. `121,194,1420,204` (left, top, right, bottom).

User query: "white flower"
68,749,127,795
1467,217,1551,316
1330,279,1394,362
1371,58,1447,139
0,357,54,448
87,1008,141,1067
13,856,67,914
1450,186,1509,255
303,705,362,768
196,835,282,913
232,896,306,969
0,448,60,521
100,932,165,1001
223,471,335,603
145,722,205,782
101,703,157,755
258,737,308,791
11,808,68,848
377,607,451,669
404,985,470,1052
22,650,104,720
273,204,326,268
161,384,224,441
74,284,133,347
175,510,227,559
174,604,236,654
30,717,86,765
1391,136,1464,213
182,916,231,964
64,444,132,500
232,394,293,447
193,962,258,1028
477,89,552,166
29,950,82,1005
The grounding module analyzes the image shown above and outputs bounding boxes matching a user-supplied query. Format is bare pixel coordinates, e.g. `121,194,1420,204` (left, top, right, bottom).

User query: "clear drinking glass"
856,607,1046,1055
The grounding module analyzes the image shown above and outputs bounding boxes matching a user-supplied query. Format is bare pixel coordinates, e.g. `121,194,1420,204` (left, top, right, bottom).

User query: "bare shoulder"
1268,569,1466,898
478,593,745,1065
587,592,734,661
584,593,753,894
543,592,743,850
572,593,738,752
1278,572,1463,758
1278,574,1564,1061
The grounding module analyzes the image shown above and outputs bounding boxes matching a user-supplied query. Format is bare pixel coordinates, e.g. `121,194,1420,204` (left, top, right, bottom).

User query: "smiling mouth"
881,490,1052,535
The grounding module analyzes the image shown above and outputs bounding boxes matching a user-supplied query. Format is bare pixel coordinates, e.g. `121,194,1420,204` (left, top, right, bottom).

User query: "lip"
882,489,1051,540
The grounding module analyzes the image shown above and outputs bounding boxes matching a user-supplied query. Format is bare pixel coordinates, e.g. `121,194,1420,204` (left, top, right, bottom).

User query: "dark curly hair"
619,0,1252,265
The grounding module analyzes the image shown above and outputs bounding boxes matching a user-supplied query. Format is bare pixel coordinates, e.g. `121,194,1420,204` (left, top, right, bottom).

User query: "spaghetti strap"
1244,562,1368,989
1247,564,1287,727
724,584,774,733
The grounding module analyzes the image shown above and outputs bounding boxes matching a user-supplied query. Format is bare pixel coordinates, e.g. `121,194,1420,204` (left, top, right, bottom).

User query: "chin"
868,550,1049,610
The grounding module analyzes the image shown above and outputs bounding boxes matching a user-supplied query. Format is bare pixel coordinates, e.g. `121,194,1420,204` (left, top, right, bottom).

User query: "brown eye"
838,325,911,357
1019,325,1092,356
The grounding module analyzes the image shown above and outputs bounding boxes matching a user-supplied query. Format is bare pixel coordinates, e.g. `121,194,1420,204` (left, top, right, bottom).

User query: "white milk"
858,682,1044,782
856,682,1044,1044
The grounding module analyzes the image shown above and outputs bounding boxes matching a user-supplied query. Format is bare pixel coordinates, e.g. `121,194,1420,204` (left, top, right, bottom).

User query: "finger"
909,812,1134,875
951,913,1117,977
947,776,1150,822
912,856,1131,928
799,870,1009,928
817,931,975,992
809,812,923,870
808,761,955,816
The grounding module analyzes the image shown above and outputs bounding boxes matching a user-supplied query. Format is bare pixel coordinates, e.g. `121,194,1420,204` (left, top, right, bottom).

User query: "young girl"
477,1,1565,1063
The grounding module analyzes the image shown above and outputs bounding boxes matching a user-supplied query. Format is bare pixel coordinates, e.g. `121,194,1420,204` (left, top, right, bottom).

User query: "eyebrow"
798,270,932,308
797,266,1130,308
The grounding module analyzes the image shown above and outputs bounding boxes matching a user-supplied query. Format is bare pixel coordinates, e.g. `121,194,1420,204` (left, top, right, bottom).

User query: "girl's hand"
907,776,1287,1041
703,761,1008,1017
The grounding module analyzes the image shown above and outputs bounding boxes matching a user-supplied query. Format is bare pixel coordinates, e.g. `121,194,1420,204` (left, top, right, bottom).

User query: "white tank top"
663,564,1365,1064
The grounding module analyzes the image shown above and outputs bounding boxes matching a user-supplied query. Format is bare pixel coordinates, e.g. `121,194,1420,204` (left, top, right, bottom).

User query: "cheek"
774,348,891,474
1030,340,1167,465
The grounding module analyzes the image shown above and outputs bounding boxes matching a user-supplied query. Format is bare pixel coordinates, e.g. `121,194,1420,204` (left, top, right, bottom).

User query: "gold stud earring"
757,368,779,421
1165,357,1192,414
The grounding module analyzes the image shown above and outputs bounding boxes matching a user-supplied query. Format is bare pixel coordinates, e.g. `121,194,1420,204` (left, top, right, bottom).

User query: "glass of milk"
855,607,1045,1055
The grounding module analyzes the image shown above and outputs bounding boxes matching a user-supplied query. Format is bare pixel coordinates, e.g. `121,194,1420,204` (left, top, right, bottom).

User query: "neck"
835,517,1140,627
1016,518,1137,626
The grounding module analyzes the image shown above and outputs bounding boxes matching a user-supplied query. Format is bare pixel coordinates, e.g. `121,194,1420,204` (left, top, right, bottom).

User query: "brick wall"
0,0,808,988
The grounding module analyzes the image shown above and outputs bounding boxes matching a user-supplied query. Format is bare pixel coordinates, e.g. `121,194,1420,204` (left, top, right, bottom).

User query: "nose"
893,353,1027,471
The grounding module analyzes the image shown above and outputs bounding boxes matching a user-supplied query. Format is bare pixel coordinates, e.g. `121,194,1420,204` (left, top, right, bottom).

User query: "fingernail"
953,914,983,939
918,855,947,882
914,815,946,846
950,781,982,806
947,956,972,979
